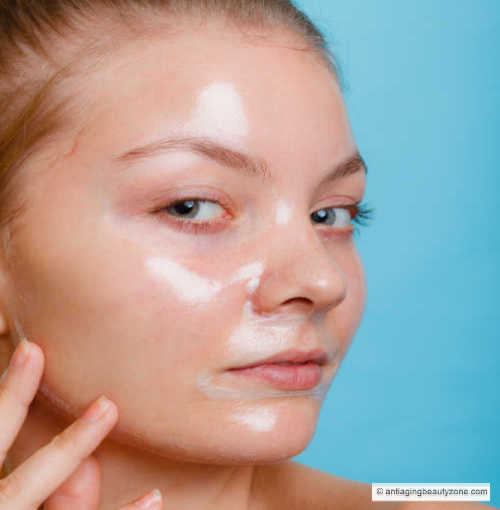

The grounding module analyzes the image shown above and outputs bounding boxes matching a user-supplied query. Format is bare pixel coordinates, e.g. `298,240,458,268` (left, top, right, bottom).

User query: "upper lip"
228,348,329,370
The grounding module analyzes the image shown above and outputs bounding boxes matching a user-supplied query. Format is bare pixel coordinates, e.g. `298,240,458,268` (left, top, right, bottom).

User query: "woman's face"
0,21,366,463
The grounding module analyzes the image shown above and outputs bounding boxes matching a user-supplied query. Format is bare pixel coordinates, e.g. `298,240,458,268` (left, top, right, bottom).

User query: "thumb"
43,455,101,510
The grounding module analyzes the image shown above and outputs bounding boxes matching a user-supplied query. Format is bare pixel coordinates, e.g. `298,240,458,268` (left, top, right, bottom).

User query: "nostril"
281,296,314,311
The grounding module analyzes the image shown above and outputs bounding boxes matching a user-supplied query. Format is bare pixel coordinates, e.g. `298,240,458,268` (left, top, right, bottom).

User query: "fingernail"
81,395,113,423
134,489,162,509
10,339,31,368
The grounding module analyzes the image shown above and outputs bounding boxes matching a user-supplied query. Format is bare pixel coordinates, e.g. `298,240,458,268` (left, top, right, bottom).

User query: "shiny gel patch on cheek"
229,406,278,432
145,258,263,304
230,261,264,294
183,82,249,149
146,257,222,304
275,199,292,226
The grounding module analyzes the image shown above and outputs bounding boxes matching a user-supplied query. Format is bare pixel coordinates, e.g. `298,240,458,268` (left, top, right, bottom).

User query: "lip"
226,349,329,391
228,348,329,370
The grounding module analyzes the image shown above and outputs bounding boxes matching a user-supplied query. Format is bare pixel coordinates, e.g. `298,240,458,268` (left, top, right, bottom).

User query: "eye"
311,202,375,237
166,199,225,221
311,207,352,227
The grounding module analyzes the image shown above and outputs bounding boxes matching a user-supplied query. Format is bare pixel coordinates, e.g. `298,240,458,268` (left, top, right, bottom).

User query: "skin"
0,16,390,509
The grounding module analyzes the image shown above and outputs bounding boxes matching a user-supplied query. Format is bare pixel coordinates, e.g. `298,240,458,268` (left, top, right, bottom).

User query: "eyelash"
155,199,375,236
350,202,375,237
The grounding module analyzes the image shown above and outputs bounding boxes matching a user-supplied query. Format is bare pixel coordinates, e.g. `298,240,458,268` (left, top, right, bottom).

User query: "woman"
0,1,489,509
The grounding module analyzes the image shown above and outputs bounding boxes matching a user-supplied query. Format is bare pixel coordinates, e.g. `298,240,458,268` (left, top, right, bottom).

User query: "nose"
252,225,348,316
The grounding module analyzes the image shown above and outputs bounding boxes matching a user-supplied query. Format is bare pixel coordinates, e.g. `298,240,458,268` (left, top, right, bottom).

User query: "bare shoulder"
249,459,400,510
249,462,495,510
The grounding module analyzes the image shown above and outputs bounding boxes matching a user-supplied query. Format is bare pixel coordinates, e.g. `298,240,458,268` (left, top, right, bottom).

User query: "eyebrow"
114,135,367,183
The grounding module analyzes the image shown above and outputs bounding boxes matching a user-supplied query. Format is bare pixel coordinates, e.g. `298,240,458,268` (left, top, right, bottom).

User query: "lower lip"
227,362,322,390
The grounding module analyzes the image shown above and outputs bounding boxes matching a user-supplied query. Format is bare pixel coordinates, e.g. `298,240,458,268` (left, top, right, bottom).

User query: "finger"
0,339,44,467
0,395,118,509
119,489,163,510
43,456,101,510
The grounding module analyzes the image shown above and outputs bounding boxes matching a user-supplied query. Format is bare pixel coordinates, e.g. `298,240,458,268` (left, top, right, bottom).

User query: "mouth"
226,349,329,391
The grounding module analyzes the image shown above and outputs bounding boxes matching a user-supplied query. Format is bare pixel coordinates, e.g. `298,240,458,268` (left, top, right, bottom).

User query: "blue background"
293,1,500,507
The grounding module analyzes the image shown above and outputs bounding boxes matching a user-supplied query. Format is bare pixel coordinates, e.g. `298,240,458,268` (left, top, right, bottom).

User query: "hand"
0,338,163,509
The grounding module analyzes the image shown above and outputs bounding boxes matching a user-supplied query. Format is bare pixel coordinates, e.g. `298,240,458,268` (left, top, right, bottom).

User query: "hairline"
0,10,340,231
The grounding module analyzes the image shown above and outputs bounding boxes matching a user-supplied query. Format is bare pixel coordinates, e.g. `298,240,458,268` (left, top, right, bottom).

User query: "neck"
8,394,258,509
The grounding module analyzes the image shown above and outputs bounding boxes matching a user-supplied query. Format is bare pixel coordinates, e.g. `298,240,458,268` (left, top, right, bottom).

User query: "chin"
110,396,321,466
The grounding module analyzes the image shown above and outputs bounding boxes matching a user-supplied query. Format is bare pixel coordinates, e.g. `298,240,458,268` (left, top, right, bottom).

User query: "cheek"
138,254,243,368
7,222,242,411
326,246,366,353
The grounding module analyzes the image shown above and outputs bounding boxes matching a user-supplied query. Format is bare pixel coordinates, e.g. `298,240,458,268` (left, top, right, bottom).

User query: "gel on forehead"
183,81,249,150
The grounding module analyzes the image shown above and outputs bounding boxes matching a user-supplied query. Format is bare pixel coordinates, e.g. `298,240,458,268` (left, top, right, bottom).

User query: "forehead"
63,22,355,174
